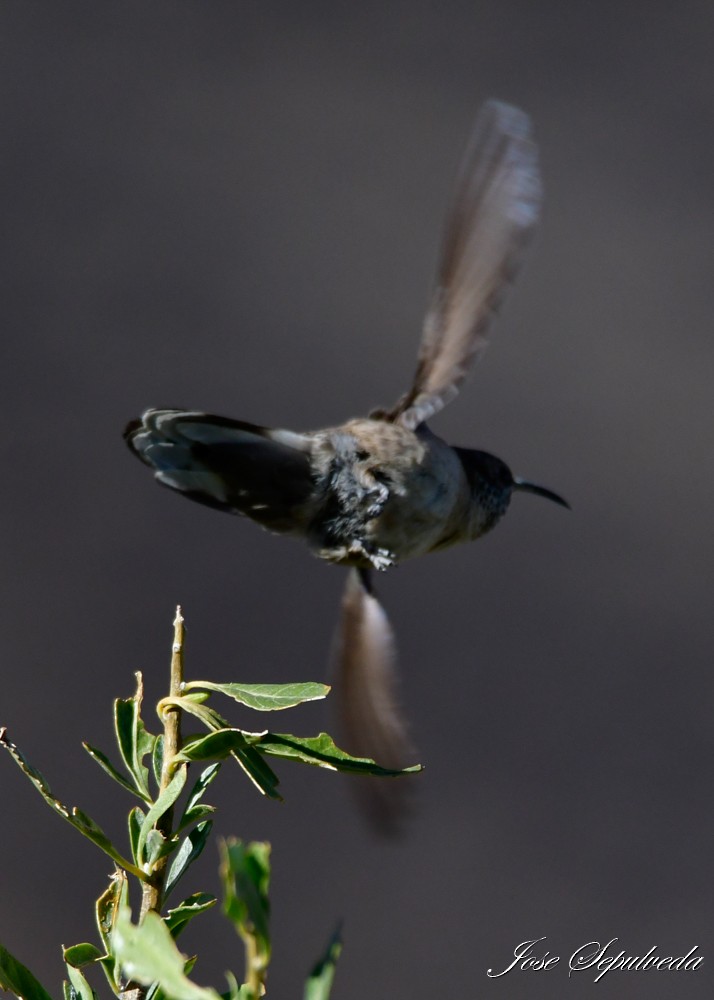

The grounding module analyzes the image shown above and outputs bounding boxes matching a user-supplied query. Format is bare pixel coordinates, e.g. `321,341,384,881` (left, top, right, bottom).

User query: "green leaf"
179,728,421,777
219,970,242,1000
0,940,54,1000
258,732,423,777
63,943,104,968
128,806,145,864
153,734,165,787
115,673,156,800
180,691,212,705
220,840,271,986
142,954,200,1000
222,984,255,1000
165,820,213,902
177,732,281,801
177,729,256,763
96,872,126,950
181,763,220,823
168,697,229,733
82,742,150,802
112,907,221,1000
178,802,215,830
165,893,218,938
0,729,147,880
184,680,330,711
232,746,282,800
144,828,172,868
136,765,187,865
65,964,96,1000
304,925,343,1000
95,873,127,991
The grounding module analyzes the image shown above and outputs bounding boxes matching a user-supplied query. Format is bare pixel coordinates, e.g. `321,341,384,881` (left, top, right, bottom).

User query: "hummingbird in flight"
125,101,568,830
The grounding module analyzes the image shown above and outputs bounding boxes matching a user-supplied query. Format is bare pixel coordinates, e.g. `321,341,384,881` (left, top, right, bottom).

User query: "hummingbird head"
455,448,517,536
455,447,569,539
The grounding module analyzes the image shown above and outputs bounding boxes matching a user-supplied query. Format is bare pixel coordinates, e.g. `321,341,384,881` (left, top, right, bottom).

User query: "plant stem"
245,934,261,999
139,606,185,920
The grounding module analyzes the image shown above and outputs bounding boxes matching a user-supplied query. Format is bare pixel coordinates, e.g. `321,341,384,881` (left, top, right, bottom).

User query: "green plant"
0,607,419,1000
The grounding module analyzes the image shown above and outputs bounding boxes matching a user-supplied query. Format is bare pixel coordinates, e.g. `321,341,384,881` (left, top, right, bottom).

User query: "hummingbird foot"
343,539,397,571
317,538,397,572
370,548,397,571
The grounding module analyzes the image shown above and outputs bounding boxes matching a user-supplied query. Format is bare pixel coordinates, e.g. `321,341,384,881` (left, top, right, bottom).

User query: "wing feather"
395,101,541,429
331,568,416,834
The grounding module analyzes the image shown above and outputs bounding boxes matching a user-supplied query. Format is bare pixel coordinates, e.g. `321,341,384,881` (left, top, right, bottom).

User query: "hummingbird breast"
305,419,470,567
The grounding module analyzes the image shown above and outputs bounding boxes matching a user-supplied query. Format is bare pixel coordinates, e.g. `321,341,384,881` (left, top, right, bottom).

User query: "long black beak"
513,477,570,509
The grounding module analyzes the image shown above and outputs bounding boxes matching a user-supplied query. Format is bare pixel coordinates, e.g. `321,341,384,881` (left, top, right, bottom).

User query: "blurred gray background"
1,2,713,998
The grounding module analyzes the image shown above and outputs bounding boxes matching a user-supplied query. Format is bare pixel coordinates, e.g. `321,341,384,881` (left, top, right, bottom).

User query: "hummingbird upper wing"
394,101,541,430
331,568,416,834
124,408,315,534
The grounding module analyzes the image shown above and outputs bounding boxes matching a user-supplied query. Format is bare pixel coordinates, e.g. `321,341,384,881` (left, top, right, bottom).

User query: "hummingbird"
125,101,568,830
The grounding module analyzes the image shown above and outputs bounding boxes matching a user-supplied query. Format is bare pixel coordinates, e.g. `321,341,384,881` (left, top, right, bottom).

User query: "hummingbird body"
307,419,474,568
124,101,568,830
127,411,527,572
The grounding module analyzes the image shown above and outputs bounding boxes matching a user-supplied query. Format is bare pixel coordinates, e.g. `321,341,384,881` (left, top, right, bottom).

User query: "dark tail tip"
513,477,570,510
123,417,142,444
